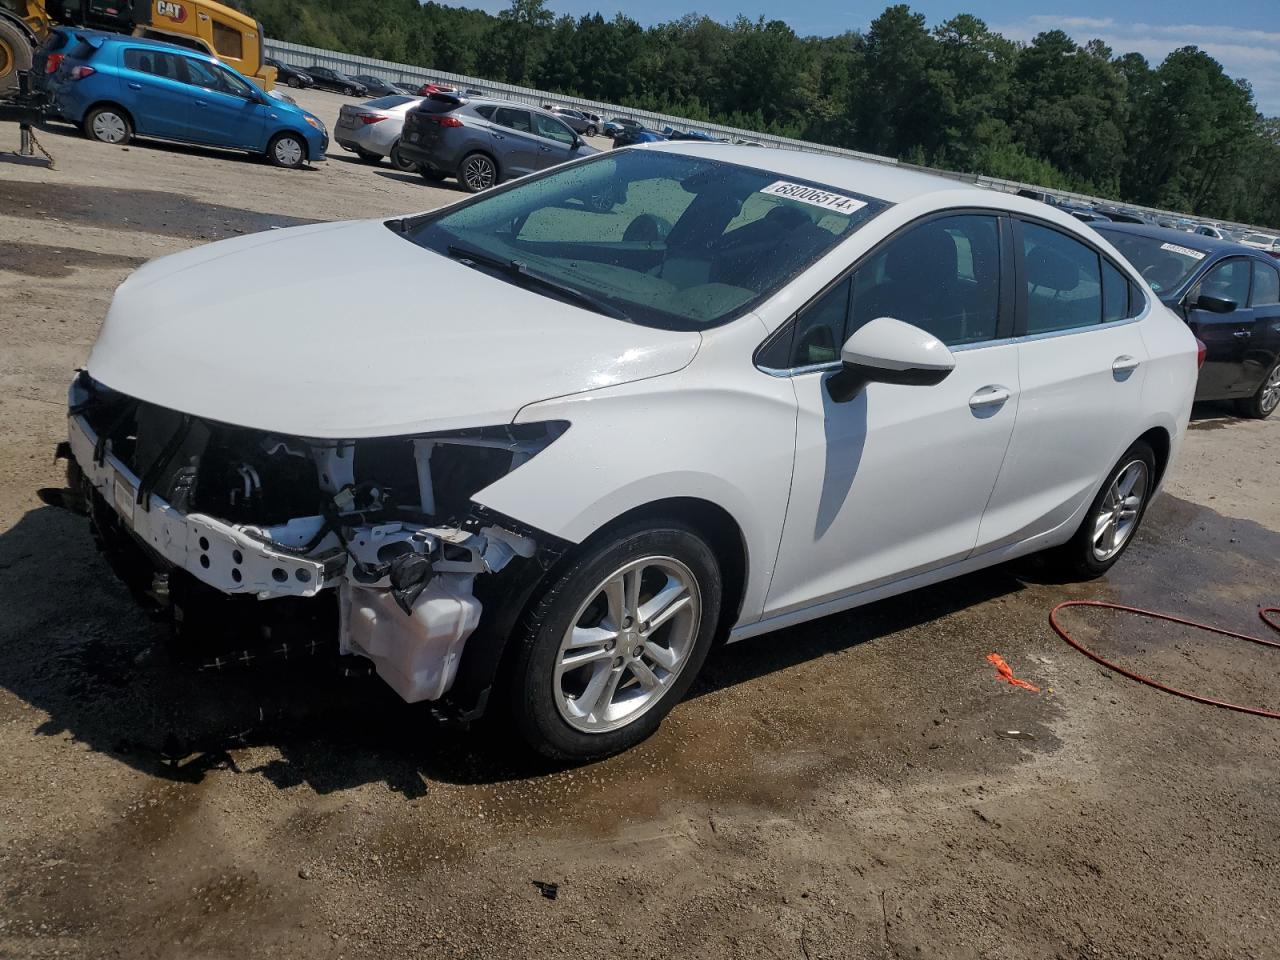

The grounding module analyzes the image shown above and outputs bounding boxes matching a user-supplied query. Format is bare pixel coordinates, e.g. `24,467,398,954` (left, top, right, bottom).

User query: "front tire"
586,125,598,137
1051,440,1156,579
1236,360,1280,419
458,151,497,192
286,76,301,89
507,521,722,761
266,132,306,169
83,105,133,145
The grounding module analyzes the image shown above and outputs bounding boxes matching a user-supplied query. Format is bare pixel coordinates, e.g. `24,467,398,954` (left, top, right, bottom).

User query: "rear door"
1185,257,1256,398
178,56,267,150
488,107,540,176
531,112,577,169
976,219,1150,552
119,47,190,139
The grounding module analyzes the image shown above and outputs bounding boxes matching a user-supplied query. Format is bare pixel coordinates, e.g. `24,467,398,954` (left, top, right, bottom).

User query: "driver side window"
1196,258,1251,308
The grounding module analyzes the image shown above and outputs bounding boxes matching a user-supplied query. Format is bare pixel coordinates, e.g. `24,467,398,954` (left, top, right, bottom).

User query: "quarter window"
1198,259,1251,308
850,214,1002,346
1102,259,1129,323
789,277,852,367
1022,222,1103,333
1251,262,1279,306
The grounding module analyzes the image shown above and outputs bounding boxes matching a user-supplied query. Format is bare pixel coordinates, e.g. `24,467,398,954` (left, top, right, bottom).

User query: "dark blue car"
45,31,327,168
1096,222,1280,418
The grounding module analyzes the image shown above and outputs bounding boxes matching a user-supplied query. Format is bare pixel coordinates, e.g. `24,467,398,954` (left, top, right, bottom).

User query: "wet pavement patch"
0,241,147,278
0,181,320,241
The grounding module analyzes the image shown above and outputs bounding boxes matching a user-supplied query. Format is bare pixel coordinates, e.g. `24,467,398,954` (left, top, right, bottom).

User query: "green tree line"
238,0,1280,226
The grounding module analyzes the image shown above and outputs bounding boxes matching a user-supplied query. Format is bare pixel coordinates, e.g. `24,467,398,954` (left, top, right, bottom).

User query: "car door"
1242,259,1280,395
531,112,578,169
975,219,1150,552
488,107,540,177
1184,256,1256,398
119,48,190,139
178,56,267,150
764,212,1020,616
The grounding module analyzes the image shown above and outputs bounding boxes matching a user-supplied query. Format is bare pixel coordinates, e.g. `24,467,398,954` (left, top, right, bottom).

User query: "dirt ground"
3,87,1280,960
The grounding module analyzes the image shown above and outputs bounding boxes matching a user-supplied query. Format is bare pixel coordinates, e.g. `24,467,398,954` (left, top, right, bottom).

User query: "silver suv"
397,94,599,192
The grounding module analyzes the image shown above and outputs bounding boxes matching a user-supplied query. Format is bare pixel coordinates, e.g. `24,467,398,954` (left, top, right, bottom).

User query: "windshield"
1242,233,1277,244
397,151,887,329
1099,231,1208,295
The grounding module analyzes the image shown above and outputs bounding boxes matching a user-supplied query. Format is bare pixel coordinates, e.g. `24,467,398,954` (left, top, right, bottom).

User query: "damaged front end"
61,371,567,710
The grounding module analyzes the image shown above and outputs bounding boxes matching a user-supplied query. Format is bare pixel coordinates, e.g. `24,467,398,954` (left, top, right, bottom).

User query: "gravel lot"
2,86,1280,960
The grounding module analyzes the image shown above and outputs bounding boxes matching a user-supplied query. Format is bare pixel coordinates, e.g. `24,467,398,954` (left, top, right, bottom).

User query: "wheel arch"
82,100,135,131
447,495,750,723
1135,425,1172,488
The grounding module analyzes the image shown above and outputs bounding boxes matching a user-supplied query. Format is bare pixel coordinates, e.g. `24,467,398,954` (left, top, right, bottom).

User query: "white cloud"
995,15,1280,115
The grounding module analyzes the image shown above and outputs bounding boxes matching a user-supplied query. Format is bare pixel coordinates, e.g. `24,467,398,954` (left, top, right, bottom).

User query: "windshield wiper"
446,243,630,321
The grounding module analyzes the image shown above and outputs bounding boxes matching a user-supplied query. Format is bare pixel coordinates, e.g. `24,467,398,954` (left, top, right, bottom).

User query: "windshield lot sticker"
761,181,867,214
1160,242,1206,260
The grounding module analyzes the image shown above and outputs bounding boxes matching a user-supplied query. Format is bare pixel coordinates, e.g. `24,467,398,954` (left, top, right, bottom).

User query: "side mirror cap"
1191,294,1237,314
827,317,956,403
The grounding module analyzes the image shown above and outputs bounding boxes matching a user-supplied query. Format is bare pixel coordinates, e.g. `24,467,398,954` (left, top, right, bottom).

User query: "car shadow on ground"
0,179,321,240
373,168,463,191
36,119,322,171
0,501,1029,797
1187,400,1245,430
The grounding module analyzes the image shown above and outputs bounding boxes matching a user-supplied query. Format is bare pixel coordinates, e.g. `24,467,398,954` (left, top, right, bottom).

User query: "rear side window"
211,20,243,60
123,49,184,81
473,105,496,119
1022,222,1103,333
494,107,532,133
850,214,1002,346
1252,262,1280,306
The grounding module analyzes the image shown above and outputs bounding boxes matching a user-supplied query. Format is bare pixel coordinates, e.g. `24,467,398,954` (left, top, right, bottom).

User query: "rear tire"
1236,360,1280,419
1048,440,1156,579
458,151,497,192
266,132,306,169
505,521,722,762
586,125,598,137
0,19,33,96
390,141,420,172
83,105,133,145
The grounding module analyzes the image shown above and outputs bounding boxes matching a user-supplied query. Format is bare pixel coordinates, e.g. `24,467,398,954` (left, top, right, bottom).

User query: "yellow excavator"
0,0,275,94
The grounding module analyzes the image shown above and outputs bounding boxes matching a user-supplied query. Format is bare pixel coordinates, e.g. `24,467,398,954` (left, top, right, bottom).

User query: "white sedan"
63,142,1199,760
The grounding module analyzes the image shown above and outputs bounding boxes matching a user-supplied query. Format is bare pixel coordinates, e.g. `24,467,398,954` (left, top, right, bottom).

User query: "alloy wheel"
553,556,700,734
1091,460,1149,562
92,111,128,144
1261,364,1280,415
462,155,495,191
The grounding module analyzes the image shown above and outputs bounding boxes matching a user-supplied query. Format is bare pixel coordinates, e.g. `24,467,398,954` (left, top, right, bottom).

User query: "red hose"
1049,601,1280,719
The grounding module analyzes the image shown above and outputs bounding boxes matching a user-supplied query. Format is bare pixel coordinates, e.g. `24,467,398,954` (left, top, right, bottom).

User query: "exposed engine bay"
60,372,567,709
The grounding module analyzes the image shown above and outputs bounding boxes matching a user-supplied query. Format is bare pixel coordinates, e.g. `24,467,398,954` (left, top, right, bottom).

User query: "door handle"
969,386,1011,409
1112,355,1141,373
127,81,142,90
195,99,208,107
491,132,505,139
1233,330,1251,339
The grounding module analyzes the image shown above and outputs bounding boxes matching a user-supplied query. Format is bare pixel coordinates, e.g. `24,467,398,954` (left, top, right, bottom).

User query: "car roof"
101,31,222,63
1091,220,1250,255
637,141,981,203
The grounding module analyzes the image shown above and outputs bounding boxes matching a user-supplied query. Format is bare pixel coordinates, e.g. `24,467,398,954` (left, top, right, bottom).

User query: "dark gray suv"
397,94,599,192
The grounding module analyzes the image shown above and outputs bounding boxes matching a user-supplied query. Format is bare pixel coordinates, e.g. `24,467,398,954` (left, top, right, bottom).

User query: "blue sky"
459,1,1280,115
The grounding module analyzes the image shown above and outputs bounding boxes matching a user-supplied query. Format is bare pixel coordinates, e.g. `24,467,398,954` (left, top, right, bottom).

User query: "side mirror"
1191,294,1237,314
826,317,956,403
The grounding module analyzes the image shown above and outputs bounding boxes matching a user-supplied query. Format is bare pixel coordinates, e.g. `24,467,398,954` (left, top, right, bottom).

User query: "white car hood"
86,219,700,438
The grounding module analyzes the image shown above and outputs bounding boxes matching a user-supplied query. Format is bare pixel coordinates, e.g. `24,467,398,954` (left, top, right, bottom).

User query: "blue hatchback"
46,31,327,168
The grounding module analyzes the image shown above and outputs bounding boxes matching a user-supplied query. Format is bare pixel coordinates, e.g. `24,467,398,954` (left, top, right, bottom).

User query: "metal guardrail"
265,38,1273,236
